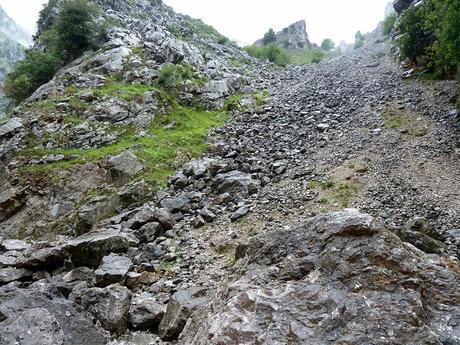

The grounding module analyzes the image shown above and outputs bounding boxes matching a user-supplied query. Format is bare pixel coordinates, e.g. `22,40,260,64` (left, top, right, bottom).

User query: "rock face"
255,20,311,49
0,283,106,345
181,210,460,344
0,5,29,115
393,0,419,14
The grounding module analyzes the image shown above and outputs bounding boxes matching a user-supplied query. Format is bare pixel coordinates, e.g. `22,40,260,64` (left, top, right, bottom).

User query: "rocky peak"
255,19,311,50
393,0,421,14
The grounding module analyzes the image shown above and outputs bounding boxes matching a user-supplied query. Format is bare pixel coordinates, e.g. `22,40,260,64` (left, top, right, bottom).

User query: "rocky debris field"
0,0,460,344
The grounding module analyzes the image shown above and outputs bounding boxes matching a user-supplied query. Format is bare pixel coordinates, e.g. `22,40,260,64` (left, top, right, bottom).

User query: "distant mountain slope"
0,5,31,46
0,5,28,115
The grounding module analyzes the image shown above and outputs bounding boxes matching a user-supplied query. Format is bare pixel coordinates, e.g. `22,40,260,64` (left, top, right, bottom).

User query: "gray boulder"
95,253,132,286
159,287,207,341
70,284,131,335
109,151,145,182
65,228,139,267
128,292,166,331
181,210,460,344
0,284,105,345
214,171,260,196
0,268,32,285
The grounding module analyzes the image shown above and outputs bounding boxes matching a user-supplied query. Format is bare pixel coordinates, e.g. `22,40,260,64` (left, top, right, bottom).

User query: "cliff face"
0,6,28,115
255,20,311,50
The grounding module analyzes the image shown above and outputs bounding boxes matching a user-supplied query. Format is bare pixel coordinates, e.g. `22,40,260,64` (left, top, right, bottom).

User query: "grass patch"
309,179,360,208
20,104,227,188
290,49,327,65
382,111,403,129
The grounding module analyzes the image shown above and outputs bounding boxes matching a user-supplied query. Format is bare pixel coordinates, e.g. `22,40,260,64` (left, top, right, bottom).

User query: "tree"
321,39,335,51
382,12,397,36
4,51,60,104
54,0,97,61
263,28,276,45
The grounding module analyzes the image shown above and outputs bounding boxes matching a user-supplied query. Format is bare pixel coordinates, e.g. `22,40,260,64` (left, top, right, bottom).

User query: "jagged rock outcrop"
393,0,420,14
181,210,460,344
255,20,311,50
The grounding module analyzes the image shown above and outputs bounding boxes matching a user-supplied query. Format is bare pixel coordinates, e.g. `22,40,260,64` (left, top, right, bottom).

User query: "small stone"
230,206,249,221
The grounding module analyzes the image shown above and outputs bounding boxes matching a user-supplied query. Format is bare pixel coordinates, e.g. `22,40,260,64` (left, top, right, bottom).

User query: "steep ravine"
0,0,459,344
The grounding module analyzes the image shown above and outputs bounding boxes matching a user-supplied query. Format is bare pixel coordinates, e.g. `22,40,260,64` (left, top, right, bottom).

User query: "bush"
4,51,60,104
382,12,397,36
354,40,365,49
158,63,204,92
321,39,335,51
53,0,99,61
263,29,276,45
244,44,291,66
396,0,459,77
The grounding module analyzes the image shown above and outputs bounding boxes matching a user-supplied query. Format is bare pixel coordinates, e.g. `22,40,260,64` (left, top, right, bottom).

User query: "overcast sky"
0,0,391,44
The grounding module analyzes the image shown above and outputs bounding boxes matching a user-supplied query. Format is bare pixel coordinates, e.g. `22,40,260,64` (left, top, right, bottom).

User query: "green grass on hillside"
21,104,226,188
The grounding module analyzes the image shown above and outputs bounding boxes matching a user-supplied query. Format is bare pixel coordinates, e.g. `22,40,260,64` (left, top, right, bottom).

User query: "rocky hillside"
0,0,459,344
255,20,311,50
0,6,28,115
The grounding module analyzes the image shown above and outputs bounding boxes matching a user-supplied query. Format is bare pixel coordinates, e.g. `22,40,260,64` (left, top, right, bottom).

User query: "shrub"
396,3,435,62
396,0,459,77
244,44,291,66
5,51,60,104
263,29,276,45
321,39,335,51
354,40,365,49
37,0,59,27
158,63,204,92
382,12,397,36
54,0,99,61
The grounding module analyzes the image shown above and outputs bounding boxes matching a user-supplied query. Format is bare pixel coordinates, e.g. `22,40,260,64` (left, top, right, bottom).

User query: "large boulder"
95,253,132,286
180,210,460,344
213,170,260,197
159,287,208,341
70,284,131,335
128,292,166,331
0,283,106,345
65,228,139,267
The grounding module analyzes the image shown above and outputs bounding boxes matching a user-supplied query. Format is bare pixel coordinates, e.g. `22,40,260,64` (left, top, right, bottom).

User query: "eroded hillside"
0,0,459,344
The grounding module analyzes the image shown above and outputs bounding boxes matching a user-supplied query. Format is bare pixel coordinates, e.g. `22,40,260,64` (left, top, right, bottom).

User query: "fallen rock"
95,253,133,286
70,284,131,335
0,268,32,285
128,292,166,331
0,283,105,344
159,287,207,341
66,228,139,267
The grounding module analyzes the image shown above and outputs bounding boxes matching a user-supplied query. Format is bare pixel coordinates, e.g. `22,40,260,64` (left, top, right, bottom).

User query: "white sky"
0,0,391,44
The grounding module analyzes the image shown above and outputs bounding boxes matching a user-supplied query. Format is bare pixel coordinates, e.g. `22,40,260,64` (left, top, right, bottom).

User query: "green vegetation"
54,0,100,61
4,51,60,105
243,43,291,66
382,12,397,36
309,179,361,208
223,91,268,111
354,40,365,49
263,28,276,45
21,102,227,187
321,38,335,51
6,0,107,104
158,63,206,93
396,0,460,78
290,49,327,65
